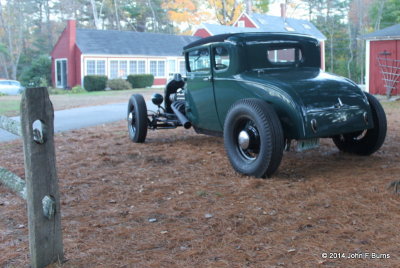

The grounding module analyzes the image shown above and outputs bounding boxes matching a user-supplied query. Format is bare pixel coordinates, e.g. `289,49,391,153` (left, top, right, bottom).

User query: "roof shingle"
362,24,400,40
76,29,200,56
200,13,326,41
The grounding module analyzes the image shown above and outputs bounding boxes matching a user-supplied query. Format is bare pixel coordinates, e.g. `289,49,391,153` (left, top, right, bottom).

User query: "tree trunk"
375,0,386,30
347,22,353,79
90,0,101,29
114,0,121,30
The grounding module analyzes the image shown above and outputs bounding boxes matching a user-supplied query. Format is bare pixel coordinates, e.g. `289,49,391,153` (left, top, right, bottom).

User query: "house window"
110,60,119,79
129,61,137,74
129,60,146,75
97,61,105,75
87,60,96,75
119,60,127,78
150,60,165,77
168,59,176,74
138,61,146,74
179,61,186,75
158,61,165,77
109,60,129,78
86,60,106,75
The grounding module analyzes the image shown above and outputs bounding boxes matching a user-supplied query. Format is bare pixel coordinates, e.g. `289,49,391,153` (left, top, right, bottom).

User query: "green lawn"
0,88,161,116
0,99,20,117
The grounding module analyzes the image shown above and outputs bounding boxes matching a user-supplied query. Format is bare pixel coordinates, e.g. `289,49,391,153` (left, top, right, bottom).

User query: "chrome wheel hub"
128,112,133,124
238,130,250,150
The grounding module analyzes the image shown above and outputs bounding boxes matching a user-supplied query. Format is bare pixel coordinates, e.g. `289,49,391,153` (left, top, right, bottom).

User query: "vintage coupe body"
127,33,387,178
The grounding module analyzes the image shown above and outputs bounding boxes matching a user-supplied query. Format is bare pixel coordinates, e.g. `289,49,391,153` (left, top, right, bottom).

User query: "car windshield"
244,40,320,70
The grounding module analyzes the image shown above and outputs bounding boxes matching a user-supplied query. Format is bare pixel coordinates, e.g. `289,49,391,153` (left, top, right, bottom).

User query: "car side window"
188,48,210,72
213,46,230,70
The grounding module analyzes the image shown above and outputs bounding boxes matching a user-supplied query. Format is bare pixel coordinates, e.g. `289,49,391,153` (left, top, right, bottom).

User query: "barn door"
371,40,398,96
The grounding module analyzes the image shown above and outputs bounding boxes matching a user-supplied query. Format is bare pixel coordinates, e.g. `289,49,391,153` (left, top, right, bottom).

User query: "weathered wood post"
20,87,64,268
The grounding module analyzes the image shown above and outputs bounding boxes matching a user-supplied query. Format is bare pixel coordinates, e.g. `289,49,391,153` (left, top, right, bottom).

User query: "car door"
185,47,221,131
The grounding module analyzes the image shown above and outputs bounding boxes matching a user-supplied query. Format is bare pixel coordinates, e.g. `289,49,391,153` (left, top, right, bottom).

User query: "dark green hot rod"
127,32,387,178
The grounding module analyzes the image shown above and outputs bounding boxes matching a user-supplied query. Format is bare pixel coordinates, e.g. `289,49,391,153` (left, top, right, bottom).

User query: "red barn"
364,24,400,96
50,20,200,88
193,10,326,69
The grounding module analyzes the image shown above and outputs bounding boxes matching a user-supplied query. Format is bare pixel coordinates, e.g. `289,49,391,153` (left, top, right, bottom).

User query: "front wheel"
223,99,284,178
127,94,148,143
332,93,387,155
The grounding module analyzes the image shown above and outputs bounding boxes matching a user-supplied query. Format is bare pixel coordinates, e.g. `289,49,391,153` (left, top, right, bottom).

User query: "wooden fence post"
20,87,64,268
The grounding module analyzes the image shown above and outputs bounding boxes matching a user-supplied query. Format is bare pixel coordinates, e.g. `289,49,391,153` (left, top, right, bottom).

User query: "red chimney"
280,3,286,20
67,19,76,50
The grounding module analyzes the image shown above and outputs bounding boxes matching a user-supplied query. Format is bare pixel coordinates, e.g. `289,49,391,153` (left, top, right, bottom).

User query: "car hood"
240,67,369,110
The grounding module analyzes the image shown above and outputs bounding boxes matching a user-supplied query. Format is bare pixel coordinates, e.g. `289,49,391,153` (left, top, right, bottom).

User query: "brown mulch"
0,103,399,267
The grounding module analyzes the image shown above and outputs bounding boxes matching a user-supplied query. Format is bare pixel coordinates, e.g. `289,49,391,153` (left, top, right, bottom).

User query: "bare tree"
374,0,386,30
245,0,252,14
114,0,121,30
90,0,105,29
0,0,24,80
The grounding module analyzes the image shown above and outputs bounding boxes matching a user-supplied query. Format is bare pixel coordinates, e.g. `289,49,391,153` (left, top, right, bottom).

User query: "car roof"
183,32,318,50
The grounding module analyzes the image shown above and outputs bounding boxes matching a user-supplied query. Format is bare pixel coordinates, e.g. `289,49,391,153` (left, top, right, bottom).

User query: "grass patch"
0,87,160,116
0,99,20,116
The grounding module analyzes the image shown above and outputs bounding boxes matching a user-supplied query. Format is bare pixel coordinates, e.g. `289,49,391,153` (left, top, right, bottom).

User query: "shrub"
127,74,154,88
107,79,132,91
19,55,52,87
71,85,87,94
83,75,108,91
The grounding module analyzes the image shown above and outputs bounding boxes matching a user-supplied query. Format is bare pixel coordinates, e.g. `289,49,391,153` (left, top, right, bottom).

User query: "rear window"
267,48,302,64
244,40,319,69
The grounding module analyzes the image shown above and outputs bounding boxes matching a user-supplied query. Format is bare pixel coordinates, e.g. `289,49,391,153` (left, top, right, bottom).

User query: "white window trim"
149,59,166,78
178,60,186,75
167,58,177,76
83,58,108,76
80,55,186,82
55,58,67,88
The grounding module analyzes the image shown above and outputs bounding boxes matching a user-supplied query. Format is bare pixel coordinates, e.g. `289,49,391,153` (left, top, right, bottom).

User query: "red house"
364,24,400,96
50,20,200,88
193,10,326,69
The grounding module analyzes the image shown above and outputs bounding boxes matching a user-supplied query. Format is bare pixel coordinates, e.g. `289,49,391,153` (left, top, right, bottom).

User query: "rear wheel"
223,99,284,178
332,93,386,155
127,94,148,143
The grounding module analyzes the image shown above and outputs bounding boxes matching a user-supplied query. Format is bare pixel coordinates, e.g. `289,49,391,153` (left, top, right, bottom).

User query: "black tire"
127,94,148,143
332,93,386,155
223,99,284,178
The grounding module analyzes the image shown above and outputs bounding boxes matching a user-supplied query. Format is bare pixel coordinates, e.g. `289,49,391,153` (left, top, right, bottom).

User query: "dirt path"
0,102,399,267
